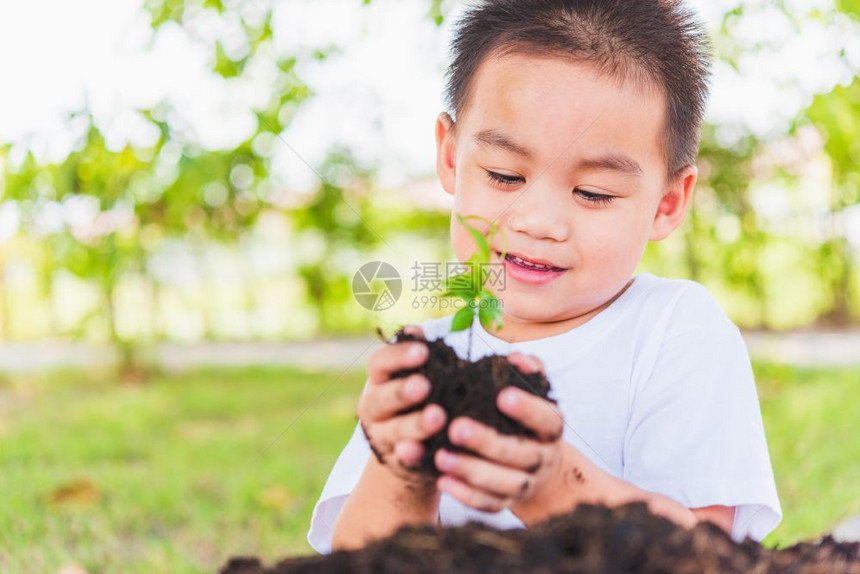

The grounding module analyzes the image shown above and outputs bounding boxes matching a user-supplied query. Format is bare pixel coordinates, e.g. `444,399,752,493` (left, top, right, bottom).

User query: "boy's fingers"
437,476,508,513
359,374,430,421
401,324,426,339
528,354,545,373
368,338,428,385
435,449,532,499
496,388,564,442
374,403,447,443
507,351,545,375
447,417,543,471
393,440,424,466
506,352,531,373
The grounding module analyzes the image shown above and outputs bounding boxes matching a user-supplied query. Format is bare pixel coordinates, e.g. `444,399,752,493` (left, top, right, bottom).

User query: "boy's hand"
358,325,447,482
433,351,567,514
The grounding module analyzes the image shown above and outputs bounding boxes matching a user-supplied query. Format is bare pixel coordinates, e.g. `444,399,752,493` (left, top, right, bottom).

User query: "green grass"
0,360,857,572
0,365,367,573
755,362,860,548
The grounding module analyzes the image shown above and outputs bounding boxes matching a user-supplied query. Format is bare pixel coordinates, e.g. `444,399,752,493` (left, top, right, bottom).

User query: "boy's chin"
491,299,558,324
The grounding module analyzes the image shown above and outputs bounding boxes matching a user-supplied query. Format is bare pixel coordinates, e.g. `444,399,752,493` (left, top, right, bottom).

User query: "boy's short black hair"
442,0,713,180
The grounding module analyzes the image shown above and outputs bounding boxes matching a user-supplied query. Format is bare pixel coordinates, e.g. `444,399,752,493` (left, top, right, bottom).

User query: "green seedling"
442,214,508,360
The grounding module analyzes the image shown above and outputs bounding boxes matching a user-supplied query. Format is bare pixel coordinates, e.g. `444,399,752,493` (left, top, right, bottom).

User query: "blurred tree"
143,0,386,337
691,124,770,325
290,147,382,333
801,76,860,324
0,0,857,352
2,117,153,369
644,0,859,327
142,0,452,335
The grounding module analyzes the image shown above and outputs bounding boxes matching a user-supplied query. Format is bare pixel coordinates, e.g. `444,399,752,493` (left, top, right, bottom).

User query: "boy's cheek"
449,228,469,263
452,173,494,211
450,221,491,261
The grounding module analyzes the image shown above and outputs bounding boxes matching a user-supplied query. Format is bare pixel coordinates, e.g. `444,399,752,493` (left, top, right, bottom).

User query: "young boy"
308,0,782,553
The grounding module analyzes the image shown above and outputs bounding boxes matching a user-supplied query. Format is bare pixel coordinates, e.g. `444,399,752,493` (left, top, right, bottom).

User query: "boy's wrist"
332,456,440,551
512,443,627,526
368,455,441,513
511,443,580,525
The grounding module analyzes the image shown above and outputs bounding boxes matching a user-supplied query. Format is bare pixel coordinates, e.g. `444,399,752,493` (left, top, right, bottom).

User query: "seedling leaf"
478,290,503,331
456,213,491,263
451,305,475,331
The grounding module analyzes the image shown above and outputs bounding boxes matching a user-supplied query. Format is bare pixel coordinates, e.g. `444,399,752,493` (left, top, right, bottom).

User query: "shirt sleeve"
622,283,782,543
306,417,372,554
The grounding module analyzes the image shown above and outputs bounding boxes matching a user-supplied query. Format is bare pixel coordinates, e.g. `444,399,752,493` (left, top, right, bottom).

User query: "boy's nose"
506,189,569,243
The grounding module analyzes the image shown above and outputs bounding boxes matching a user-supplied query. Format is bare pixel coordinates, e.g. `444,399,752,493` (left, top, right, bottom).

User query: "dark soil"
220,501,860,573
380,325,556,475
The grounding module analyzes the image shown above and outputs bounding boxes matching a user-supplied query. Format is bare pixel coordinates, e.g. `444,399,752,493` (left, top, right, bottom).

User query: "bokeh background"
1,0,858,572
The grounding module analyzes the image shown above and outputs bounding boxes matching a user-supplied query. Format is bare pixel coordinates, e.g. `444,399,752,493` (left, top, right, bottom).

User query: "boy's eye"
484,170,523,187
574,188,615,206
484,169,615,206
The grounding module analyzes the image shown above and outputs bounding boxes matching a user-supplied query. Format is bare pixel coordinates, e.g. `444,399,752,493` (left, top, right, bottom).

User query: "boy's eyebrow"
472,128,644,178
473,128,534,159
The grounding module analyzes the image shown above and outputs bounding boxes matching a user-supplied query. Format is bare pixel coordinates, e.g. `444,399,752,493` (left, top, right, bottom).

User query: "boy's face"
435,53,697,331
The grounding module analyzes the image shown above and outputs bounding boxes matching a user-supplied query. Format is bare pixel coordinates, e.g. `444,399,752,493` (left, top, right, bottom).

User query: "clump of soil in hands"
379,325,556,475
220,501,860,573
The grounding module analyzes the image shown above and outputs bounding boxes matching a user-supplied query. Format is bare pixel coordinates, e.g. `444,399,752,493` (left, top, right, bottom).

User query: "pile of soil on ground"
220,501,860,574
381,325,556,475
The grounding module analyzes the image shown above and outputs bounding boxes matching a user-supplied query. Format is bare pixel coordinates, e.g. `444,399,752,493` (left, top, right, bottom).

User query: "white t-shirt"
307,272,782,553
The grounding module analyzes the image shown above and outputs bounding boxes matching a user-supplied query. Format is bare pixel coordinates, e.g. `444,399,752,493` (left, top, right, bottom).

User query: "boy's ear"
649,164,697,241
435,111,457,196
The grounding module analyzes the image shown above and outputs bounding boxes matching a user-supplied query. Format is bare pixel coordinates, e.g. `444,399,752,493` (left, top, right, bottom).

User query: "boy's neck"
488,278,635,344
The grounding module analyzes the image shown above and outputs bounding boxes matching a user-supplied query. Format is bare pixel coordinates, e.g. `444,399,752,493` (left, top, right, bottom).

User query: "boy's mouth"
494,250,568,272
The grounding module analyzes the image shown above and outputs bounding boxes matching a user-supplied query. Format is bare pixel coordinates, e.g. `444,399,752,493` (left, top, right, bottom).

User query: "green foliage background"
0,0,857,352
